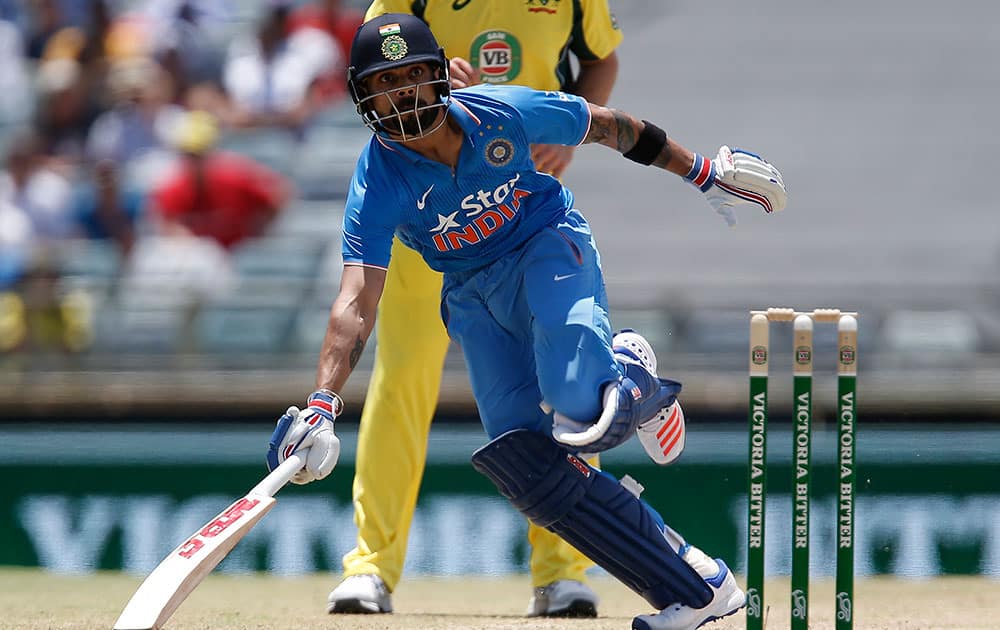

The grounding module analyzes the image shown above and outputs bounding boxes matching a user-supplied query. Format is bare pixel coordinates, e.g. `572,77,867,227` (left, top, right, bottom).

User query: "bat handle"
251,452,306,497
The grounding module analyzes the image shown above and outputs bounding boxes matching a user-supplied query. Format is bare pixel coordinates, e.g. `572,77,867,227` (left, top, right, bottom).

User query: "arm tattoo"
613,110,639,153
348,336,365,369
585,106,673,169
585,109,615,144
585,107,643,153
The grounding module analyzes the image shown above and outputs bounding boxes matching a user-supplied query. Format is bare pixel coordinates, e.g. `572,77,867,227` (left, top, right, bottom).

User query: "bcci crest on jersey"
430,174,531,252
485,138,514,166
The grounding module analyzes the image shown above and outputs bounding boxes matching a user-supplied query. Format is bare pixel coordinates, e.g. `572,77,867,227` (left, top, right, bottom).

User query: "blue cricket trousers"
442,210,622,438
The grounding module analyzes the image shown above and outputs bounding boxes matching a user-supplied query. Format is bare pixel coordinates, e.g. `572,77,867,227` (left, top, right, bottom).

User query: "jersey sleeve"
500,85,591,146
571,0,624,61
363,0,415,21
341,152,399,270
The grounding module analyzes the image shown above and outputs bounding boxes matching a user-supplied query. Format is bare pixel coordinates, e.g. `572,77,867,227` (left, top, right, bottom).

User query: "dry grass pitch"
1,568,996,629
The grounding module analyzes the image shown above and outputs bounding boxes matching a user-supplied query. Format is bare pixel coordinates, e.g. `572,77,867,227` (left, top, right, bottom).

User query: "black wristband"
623,120,667,166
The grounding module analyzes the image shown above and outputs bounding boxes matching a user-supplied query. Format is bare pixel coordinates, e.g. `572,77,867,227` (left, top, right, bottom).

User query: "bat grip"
251,452,305,497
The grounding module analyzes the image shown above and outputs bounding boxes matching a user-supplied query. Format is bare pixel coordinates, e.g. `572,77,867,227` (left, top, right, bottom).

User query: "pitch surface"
3,569,994,629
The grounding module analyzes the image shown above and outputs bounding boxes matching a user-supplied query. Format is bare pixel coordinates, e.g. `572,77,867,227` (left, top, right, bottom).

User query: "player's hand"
266,389,342,485
531,143,575,179
695,146,787,227
449,56,480,88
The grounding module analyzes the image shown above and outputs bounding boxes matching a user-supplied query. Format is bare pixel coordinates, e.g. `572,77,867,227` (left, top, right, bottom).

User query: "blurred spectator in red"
149,111,291,249
203,0,339,132
288,0,363,103
86,56,185,189
0,128,75,243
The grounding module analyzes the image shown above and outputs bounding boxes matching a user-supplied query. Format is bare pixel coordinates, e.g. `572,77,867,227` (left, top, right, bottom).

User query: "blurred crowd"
0,0,364,355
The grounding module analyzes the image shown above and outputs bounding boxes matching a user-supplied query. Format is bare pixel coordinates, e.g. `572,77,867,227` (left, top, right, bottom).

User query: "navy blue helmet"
347,13,451,140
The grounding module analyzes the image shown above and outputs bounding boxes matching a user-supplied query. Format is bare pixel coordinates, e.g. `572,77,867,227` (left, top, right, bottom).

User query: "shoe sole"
328,599,390,614
538,599,598,618
630,590,745,630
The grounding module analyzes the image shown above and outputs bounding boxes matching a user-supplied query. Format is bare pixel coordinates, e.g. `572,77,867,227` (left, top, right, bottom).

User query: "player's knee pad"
470,429,712,610
554,366,681,453
597,357,681,451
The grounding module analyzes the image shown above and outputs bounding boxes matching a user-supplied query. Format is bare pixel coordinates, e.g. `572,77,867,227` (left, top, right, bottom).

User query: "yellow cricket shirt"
364,0,622,91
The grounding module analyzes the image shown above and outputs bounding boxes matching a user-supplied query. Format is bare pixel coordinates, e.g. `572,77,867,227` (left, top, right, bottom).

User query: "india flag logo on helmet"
378,23,401,37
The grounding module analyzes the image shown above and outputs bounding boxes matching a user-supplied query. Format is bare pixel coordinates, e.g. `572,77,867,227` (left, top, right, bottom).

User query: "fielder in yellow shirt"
329,0,622,617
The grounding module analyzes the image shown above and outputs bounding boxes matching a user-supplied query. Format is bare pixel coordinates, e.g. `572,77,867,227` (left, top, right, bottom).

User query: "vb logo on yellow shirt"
470,31,522,84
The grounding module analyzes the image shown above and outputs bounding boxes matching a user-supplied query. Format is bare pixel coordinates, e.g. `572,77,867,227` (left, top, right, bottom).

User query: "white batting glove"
685,145,787,226
266,390,342,485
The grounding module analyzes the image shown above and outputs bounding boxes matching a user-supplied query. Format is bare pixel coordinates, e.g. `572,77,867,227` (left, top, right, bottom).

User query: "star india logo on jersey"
470,31,522,83
429,174,531,252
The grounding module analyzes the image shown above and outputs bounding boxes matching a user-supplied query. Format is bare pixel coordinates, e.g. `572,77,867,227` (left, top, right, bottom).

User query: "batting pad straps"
471,430,713,610
623,120,667,166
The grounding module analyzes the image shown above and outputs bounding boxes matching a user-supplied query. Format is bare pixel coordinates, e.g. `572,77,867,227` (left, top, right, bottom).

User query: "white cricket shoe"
526,579,599,617
612,329,686,465
631,559,745,630
327,574,393,614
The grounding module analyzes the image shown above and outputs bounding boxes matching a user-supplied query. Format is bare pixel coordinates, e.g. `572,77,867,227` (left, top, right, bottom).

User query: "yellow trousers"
342,239,595,590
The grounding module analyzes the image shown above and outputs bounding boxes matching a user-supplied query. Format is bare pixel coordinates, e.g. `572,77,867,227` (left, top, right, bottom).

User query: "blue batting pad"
471,429,712,609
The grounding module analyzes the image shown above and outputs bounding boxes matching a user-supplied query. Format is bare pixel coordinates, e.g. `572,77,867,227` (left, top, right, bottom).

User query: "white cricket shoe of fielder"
612,329,686,465
526,579,599,617
631,557,745,630
327,574,393,614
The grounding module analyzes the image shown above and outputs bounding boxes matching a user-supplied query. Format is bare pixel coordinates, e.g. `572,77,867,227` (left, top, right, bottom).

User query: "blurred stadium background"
1,0,999,585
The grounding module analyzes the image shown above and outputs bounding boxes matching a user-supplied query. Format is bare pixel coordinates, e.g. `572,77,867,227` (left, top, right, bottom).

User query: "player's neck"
403,113,463,169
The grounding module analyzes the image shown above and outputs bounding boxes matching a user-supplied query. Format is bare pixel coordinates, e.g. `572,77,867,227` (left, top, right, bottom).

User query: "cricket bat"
112,453,305,630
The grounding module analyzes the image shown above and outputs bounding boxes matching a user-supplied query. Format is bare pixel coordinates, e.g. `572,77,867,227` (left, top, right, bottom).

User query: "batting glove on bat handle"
686,145,788,227
266,389,343,484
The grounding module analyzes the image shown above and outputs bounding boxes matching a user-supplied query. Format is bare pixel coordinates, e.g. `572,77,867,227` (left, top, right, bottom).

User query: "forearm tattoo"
586,108,671,166
349,336,365,369
612,109,638,152
586,108,636,147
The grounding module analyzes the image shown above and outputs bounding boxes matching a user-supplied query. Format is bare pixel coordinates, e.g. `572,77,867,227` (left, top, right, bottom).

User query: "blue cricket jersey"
341,84,592,273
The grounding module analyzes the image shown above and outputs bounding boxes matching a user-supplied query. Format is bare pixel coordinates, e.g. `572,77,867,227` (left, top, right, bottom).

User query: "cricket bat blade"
112,453,304,629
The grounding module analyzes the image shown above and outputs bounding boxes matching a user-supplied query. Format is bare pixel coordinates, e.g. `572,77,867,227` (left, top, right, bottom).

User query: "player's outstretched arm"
584,104,787,225
316,264,386,392
265,264,386,485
